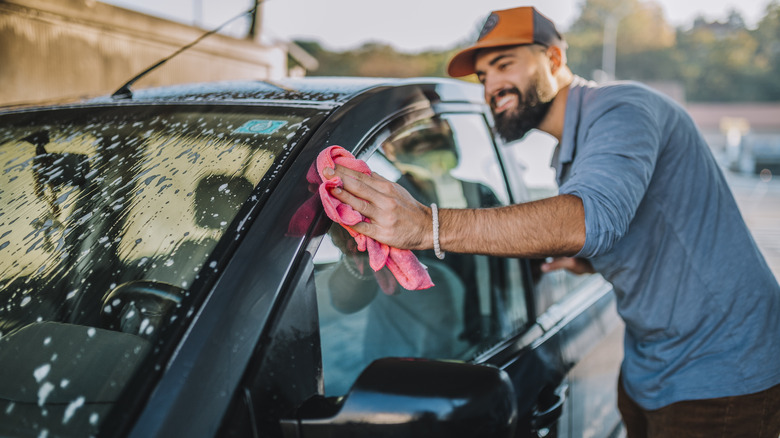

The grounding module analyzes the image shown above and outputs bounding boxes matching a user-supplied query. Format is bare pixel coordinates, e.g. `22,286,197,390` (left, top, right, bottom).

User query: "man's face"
475,45,556,142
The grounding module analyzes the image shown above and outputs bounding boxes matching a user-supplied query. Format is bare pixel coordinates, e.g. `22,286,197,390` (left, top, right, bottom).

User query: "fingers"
541,257,571,273
328,164,389,218
323,163,368,182
330,183,375,219
541,257,595,275
321,163,430,250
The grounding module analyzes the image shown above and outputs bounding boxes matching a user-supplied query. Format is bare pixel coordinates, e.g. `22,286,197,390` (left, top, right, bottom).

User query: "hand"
541,257,595,275
323,164,431,250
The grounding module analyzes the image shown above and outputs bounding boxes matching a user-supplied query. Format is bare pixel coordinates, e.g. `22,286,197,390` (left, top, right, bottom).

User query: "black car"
0,77,623,438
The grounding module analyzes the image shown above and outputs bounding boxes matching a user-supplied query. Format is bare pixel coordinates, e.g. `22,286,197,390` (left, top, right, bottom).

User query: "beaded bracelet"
342,256,373,281
431,203,445,260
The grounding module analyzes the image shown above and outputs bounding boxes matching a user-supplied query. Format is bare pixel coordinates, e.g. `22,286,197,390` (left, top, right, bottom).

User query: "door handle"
530,383,568,434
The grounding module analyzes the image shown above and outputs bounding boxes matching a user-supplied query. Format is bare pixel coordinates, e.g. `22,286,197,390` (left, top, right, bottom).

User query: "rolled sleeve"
559,102,661,258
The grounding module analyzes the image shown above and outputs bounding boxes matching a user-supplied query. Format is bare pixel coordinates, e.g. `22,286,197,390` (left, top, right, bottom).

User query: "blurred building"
0,0,307,107
687,103,780,174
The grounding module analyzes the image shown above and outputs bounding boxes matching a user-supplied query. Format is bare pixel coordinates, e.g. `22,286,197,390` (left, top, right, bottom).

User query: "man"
324,6,780,437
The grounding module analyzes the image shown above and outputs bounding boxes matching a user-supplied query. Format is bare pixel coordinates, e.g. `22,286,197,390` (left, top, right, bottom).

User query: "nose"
482,73,503,102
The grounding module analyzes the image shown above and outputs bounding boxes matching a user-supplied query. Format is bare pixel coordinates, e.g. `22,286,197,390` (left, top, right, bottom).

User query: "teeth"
496,95,513,109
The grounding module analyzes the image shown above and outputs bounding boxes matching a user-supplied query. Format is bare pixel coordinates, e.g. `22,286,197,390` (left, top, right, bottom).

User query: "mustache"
490,87,521,109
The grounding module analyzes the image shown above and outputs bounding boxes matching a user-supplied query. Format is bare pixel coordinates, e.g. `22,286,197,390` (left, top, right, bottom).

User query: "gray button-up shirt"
555,76,780,409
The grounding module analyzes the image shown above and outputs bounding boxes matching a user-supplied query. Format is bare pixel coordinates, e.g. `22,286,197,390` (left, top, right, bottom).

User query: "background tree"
753,0,780,99
301,1,778,103
565,0,676,80
675,11,761,101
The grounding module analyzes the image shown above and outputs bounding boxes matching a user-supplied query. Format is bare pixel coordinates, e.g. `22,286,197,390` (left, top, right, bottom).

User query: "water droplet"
62,396,84,424
38,382,55,406
139,318,150,335
34,364,51,383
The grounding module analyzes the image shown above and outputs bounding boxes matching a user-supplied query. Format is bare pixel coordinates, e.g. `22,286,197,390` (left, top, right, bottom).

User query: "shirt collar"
553,75,589,186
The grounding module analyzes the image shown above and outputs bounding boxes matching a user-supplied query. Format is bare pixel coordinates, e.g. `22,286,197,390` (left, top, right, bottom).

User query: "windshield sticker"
233,120,288,135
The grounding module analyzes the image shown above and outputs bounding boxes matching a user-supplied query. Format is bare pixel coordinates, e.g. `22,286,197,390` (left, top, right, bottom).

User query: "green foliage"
299,40,456,78
298,0,780,102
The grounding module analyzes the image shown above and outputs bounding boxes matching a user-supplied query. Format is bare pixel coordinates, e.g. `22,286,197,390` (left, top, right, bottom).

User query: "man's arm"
324,165,585,258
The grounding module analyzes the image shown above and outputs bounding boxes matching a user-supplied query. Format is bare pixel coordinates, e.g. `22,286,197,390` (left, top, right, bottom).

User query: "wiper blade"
111,5,258,100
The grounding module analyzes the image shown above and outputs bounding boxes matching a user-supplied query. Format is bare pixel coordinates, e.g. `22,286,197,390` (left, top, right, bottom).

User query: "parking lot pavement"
723,168,780,280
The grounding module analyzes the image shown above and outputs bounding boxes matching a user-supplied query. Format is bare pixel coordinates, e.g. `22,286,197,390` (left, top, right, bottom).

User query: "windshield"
0,104,326,436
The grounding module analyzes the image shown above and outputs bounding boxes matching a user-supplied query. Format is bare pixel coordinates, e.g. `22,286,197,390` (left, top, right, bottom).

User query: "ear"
546,46,564,74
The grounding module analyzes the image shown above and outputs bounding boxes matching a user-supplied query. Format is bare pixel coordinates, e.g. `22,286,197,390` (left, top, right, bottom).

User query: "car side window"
498,133,593,316
313,113,529,396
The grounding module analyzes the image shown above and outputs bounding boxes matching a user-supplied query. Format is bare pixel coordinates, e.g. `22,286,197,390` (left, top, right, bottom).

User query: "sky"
101,0,773,53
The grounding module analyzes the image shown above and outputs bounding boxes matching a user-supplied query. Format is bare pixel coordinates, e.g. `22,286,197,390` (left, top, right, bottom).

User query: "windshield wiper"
111,5,258,100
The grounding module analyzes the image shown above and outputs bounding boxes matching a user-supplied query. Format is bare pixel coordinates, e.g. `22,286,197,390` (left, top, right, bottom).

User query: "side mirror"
282,357,517,438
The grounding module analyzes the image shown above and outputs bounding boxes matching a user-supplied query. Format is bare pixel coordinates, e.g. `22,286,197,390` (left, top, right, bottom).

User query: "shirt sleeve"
559,100,661,258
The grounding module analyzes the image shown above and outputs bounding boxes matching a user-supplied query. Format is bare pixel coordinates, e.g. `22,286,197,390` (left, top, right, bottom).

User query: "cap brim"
447,37,535,77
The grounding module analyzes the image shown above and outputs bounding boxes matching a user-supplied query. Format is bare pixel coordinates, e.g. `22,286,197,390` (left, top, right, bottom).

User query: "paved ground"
723,168,780,280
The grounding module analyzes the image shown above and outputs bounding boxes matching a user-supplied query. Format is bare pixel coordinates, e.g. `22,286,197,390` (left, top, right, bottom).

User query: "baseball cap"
447,6,563,77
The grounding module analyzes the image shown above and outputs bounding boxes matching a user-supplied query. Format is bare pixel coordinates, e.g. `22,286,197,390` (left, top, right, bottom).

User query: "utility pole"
598,5,630,83
193,0,203,28
601,13,619,81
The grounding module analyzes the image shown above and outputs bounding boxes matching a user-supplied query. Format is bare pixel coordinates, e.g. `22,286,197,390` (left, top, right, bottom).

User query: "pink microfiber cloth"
317,145,434,292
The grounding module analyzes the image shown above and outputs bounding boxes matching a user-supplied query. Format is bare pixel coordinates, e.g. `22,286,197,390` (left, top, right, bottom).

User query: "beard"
492,80,554,143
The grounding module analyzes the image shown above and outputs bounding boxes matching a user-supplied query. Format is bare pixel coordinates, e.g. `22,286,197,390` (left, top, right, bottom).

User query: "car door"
304,108,584,437
221,93,622,437
310,106,624,437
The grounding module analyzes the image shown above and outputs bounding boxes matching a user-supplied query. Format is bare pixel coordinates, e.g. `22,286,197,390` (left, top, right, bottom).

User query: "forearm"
326,164,585,257
436,194,586,258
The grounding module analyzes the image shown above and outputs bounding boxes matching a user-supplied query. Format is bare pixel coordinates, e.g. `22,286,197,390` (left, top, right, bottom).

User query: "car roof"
1,77,486,115
117,77,483,105
123,77,404,105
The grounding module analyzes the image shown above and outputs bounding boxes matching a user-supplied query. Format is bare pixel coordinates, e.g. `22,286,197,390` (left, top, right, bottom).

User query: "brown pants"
618,377,780,438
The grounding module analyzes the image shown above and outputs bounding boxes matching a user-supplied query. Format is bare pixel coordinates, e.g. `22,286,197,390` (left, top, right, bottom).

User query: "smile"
493,92,518,113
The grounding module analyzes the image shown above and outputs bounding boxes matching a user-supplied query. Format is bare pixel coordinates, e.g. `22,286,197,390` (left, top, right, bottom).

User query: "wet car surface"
0,77,623,438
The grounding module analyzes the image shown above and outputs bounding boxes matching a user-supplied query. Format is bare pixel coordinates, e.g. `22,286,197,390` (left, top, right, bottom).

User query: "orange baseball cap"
447,6,563,77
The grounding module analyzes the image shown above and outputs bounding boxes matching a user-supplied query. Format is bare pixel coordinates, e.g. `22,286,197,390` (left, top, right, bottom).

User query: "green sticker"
233,120,288,135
